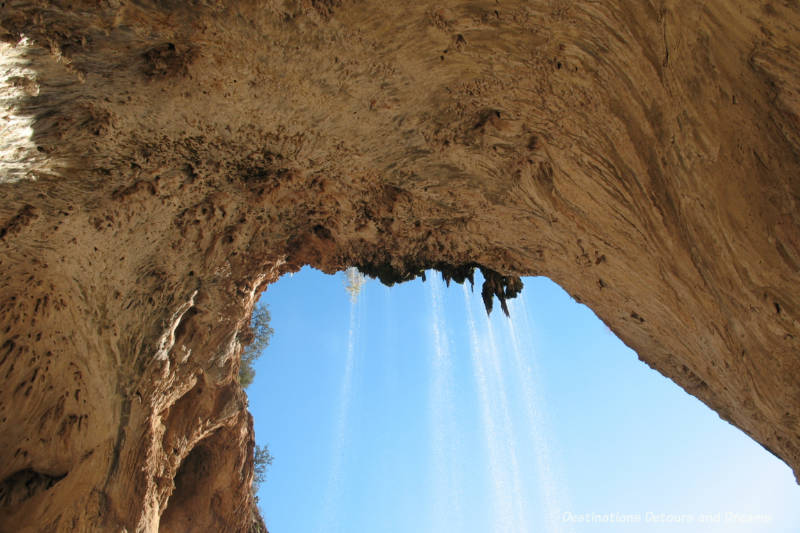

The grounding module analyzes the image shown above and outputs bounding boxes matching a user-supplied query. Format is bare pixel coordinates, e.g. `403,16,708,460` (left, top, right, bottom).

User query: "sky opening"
247,267,800,533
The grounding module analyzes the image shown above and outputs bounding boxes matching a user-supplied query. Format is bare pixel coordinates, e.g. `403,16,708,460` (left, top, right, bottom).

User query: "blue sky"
248,267,800,533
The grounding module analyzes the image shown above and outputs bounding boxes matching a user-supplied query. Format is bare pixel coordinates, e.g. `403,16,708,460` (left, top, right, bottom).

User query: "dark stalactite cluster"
478,267,523,317
354,261,523,316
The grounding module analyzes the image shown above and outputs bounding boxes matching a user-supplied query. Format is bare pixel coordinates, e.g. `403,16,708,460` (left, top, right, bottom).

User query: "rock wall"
1,1,799,531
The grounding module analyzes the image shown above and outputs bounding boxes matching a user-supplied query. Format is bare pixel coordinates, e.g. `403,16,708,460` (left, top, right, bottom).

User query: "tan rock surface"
1,1,799,531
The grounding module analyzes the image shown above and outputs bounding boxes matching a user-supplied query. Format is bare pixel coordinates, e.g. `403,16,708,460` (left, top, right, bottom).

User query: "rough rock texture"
1,1,799,531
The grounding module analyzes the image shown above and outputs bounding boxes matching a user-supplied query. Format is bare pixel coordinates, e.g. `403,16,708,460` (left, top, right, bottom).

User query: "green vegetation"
239,304,274,388
251,443,273,525
253,443,273,487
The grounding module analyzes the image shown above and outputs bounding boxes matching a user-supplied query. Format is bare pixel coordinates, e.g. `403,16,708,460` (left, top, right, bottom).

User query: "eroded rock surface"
0,1,799,531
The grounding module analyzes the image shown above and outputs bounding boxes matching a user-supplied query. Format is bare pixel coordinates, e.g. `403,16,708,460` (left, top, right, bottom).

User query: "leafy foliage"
253,443,273,487
239,304,274,388
251,443,273,527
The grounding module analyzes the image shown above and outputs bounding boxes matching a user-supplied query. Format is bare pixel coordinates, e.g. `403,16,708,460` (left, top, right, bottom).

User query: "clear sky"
248,267,800,533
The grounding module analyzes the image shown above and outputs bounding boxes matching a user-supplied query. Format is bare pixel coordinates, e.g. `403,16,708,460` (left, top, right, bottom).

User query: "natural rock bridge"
1,1,798,531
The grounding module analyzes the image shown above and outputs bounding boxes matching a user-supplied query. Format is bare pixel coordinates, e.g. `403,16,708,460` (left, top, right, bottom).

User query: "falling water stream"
462,282,517,533
320,271,564,532
315,270,566,533
506,296,572,533
483,308,530,533
320,283,361,532
429,274,465,532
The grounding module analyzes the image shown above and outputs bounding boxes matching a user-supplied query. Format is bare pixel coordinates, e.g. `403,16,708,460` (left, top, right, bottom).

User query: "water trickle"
428,273,464,532
483,311,529,533
319,270,564,533
463,283,515,533
506,296,572,533
320,273,363,532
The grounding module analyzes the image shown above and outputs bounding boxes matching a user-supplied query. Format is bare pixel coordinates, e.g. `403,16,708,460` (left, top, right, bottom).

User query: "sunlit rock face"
1,1,799,531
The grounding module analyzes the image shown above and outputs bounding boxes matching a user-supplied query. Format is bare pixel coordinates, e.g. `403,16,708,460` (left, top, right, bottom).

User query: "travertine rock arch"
0,1,798,531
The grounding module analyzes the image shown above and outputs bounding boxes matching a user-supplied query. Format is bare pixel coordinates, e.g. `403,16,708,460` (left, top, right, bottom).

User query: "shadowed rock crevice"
0,469,67,508
160,438,214,533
